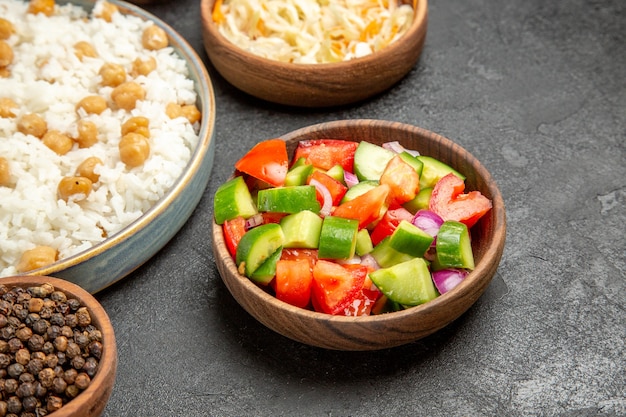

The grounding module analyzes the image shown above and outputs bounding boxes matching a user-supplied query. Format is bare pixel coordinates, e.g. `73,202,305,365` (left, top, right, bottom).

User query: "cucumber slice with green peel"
388,220,434,258
403,187,433,213
318,216,359,260
257,185,320,214
370,236,414,268
340,180,379,203
417,156,465,189
398,151,424,176
213,176,257,225
235,223,284,278
280,210,323,248
285,163,314,186
250,247,282,285
355,228,374,256
354,141,396,181
436,220,475,270
369,257,439,306
325,164,345,184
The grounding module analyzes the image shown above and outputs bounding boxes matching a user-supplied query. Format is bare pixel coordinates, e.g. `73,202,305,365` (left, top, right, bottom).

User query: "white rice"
0,0,201,276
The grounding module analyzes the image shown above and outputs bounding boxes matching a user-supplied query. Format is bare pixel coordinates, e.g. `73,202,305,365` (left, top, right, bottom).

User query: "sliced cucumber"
436,220,475,270
388,220,434,258
403,187,433,213
213,176,257,225
257,185,320,214
285,163,313,186
325,164,345,184
318,216,359,260
340,180,378,204
369,257,439,306
235,223,284,278
353,141,395,181
250,247,282,285
398,151,424,176
370,236,414,268
417,156,465,189
355,228,374,256
280,210,323,248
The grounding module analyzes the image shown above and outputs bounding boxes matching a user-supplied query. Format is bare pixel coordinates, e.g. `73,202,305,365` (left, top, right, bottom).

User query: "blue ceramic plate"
16,0,216,293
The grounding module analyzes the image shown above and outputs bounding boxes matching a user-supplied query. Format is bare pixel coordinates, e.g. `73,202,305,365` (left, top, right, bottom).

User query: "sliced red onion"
245,213,263,229
338,256,362,265
382,141,420,157
344,171,359,188
310,178,333,217
412,210,444,237
360,254,380,271
432,269,469,294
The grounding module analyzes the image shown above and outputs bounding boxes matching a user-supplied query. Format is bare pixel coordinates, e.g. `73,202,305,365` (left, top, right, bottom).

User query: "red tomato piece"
311,260,368,315
369,205,415,245
234,139,288,187
222,216,246,258
281,248,319,263
308,170,348,206
344,276,383,316
292,139,358,172
379,155,420,205
429,173,492,228
332,184,391,229
275,259,314,309
261,212,287,225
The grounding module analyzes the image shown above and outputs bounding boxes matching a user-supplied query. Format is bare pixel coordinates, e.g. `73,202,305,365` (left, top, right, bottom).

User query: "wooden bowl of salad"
200,0,428,107
212,119,506,350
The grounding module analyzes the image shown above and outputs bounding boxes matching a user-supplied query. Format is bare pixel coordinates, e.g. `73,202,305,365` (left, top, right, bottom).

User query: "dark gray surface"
98,0,625,415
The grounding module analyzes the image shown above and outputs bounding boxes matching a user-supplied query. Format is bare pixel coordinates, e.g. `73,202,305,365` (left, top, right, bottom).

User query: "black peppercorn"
82,357,98,377
49,313,64,328
51,377,66,395
30,320,47,336
15,381,35,398
6,395,21,414
0,353,11,369
7,338,22,353
3,379,17,394
21,395,37,412
6,363,23,379
26,335,44,352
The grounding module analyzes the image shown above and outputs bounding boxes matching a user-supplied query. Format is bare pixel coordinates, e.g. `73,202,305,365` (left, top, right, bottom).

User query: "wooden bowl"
212,119,506,351
200,0,428,107
0,275,117,416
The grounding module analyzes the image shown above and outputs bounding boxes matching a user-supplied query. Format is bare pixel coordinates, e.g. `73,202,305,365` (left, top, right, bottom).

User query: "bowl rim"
213,119,506,325
15,0,217,284
0,275,117,414
201,0,428,71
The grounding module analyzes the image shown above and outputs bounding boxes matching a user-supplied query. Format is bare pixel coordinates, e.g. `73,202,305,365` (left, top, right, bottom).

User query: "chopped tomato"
261,212,287,225
344,276,382,316
311,260,367,315
369,205,414,245
379,155,420,205
332,184,391,229
274,259,314,309
222,216,246,258
292,139,358,172
308,170,348,206
429,173,492,228
280,248,319,263
235,139,288,187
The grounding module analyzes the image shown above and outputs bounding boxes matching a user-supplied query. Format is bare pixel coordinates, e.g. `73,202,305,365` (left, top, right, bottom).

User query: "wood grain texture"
0,276,117,416
200,0,428,107
212,119,506,351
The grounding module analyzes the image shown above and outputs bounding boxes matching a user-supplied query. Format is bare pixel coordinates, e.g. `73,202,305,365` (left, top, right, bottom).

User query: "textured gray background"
98,0,625,415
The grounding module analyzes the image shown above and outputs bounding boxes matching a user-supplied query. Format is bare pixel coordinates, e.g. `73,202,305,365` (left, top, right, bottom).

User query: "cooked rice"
0,0,202,276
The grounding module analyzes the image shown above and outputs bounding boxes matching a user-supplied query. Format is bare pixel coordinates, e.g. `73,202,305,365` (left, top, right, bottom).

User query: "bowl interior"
201,0,429,107
212,119,506,350
9,0,217,293
0,276,117,417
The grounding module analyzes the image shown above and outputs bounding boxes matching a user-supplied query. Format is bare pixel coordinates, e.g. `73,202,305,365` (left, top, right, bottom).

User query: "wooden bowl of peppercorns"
0,276,116,417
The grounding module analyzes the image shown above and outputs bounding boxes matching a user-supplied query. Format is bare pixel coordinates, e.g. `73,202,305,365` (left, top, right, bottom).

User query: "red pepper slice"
307,170,348,206
429,173,492,228
311,260,367,315
274,259,314,309
292,139,358,172
369,205,415,246
222,216,247,258
235,139,288,187
379,155,420,205
332,184,390,229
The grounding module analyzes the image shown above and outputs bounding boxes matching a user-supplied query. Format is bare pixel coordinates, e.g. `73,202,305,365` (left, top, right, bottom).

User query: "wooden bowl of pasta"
200,0,428,107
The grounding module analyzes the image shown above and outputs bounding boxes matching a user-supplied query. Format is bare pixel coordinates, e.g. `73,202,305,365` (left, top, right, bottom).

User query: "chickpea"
99,62,126,87
181,104,202,124
76,156,103,183
76,95,107,115
131,56,156,77
75,119,98,148
42,130,73,155
57,176,93,201
0,40,13,67
121,116,150,138
17,113,47,138
0,97,18,118
165,102,182,119
111,82,145,111
0,157,10,186
16,246,58,273
95,1,119,23
0,18,15,40
27,0,55,16
119,132,150,167
141,25,168,50
74,41,98,61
